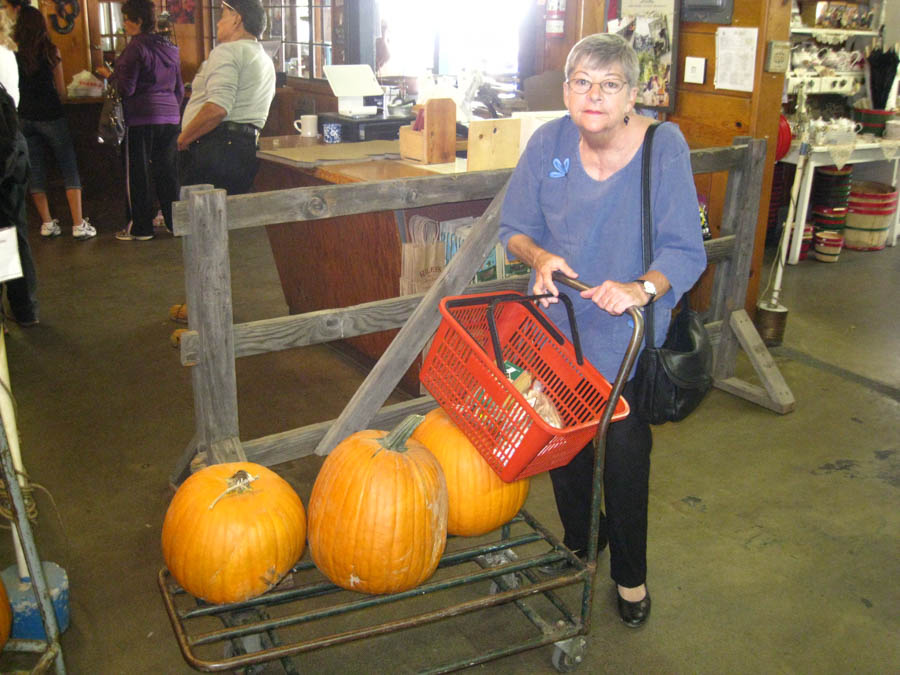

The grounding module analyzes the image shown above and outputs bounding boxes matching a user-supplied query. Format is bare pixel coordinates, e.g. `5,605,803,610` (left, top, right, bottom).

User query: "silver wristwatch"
638,279,657,305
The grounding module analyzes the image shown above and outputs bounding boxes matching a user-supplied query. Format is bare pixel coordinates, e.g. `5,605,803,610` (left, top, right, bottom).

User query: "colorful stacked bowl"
811,205,848,231
813,230,844,263
788,223,814,260
811,165,852,212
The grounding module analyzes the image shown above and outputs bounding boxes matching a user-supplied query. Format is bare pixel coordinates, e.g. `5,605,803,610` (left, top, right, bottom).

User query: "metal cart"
159,278,643,673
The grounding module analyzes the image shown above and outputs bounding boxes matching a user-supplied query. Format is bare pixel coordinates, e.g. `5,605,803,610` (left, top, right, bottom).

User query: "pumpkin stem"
208,469,259,510
379,414,425,453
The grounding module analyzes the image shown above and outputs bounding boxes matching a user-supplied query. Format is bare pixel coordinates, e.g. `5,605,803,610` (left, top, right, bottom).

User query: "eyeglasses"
566,77,628,95
221,0,236,11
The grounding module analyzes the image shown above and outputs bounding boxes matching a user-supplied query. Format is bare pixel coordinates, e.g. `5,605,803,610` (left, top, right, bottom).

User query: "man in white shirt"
178,0,275,195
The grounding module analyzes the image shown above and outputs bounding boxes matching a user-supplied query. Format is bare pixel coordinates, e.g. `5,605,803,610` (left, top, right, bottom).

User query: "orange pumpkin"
307,415,448,595
412,408,530,536
161,462,307,605
0,575,11,649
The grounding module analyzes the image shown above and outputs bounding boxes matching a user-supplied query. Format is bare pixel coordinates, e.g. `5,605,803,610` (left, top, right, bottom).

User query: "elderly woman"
499,33,706,627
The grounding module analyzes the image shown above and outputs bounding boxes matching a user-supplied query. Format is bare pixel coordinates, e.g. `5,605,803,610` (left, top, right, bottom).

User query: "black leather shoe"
617,588,651,628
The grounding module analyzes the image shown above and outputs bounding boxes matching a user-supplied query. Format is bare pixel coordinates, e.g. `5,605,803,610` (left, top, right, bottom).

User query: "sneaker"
73,219,97,240
4,311,39,327
115,229,153,241
40,219,62,237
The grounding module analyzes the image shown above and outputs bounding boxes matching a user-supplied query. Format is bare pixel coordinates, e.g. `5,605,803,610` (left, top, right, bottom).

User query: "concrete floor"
0,195,897,673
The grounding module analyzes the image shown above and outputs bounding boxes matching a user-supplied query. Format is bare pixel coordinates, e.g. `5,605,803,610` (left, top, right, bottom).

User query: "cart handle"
550,272,645,421
484,291,584,375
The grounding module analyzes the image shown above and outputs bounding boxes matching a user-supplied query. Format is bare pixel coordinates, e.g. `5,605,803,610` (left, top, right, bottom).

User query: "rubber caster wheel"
552,646,581,672
551,638,585,673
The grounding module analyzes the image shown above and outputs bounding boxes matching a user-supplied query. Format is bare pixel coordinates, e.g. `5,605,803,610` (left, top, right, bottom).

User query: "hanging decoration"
49,0,80,35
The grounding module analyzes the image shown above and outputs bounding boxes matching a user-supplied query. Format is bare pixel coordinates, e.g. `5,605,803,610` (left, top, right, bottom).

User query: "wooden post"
170,186,245,484
712,137,767,380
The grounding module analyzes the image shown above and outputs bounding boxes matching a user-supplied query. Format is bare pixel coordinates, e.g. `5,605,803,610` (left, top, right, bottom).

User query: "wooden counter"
255,136,489,395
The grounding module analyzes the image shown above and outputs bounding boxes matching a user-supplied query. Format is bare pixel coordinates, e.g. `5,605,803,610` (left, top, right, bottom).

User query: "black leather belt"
217,121,260,138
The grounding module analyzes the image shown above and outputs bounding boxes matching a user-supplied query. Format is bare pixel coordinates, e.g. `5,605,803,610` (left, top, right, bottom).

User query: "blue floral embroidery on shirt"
549,157,570,178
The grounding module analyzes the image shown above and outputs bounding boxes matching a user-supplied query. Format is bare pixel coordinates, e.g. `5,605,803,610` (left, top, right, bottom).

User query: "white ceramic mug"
294,114,318,137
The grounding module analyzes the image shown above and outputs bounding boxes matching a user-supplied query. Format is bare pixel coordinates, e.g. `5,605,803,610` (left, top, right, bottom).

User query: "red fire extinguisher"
546,0,566,38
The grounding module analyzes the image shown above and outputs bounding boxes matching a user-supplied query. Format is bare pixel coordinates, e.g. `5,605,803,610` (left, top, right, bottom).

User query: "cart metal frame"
160,136,783,671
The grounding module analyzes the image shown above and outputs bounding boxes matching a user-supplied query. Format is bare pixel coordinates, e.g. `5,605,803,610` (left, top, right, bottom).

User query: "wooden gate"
170,136,791,481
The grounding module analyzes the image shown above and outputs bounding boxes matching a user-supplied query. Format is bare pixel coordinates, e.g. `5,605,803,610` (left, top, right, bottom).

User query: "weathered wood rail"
170,136,793,482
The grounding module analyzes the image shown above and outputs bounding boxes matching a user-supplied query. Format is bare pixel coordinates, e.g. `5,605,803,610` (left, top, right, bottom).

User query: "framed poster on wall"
606,0,681,112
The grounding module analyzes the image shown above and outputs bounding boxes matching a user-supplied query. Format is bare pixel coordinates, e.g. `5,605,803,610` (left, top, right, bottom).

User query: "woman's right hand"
95,65,112,79
531,250,577,308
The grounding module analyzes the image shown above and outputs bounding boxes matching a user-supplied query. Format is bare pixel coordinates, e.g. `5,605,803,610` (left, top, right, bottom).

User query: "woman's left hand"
580,280,644,316
95,65,112,79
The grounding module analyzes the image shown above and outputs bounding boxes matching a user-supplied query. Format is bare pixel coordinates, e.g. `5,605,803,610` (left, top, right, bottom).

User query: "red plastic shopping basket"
420,291,630,482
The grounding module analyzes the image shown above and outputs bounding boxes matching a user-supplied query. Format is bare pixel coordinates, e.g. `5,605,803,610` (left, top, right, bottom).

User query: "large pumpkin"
412,408,530,536
307,415,448,595
0,575,10,649
161,462,307,605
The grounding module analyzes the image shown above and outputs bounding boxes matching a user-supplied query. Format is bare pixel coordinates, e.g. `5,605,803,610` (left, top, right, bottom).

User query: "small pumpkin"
161,462,307,605
412,408,530,536
307,415,448,595
0,575,11,649
169,303,188,324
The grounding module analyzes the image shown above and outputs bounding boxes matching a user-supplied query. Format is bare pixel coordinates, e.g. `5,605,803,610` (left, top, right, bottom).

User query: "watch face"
643,281,657,296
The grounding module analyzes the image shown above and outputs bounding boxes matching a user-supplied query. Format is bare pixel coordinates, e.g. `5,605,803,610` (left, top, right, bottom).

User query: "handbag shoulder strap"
641,122,660,348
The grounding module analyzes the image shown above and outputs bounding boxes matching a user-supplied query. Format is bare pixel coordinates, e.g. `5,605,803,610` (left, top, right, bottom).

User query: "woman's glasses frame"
566,77,628,96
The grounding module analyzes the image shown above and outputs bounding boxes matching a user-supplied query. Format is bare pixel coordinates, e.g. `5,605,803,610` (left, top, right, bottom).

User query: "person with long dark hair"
97,0,183,241
14,4,95,239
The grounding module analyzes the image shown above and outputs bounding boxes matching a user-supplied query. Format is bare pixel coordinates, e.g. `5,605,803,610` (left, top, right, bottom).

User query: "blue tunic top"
498,116,707,381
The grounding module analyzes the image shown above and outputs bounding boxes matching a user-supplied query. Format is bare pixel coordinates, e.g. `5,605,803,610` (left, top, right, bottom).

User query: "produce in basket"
508,369,564,429
412,408,530,536
161,462,307,605
307,415,448,594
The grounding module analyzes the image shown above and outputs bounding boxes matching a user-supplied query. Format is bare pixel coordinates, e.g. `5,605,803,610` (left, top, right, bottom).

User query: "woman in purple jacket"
98,0,183,241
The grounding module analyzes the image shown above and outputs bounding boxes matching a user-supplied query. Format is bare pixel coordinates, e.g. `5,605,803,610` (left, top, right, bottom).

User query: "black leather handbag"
97,84,125,147
632,124,713,425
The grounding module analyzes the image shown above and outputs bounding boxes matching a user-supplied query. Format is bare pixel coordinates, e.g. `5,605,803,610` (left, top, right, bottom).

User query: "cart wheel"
551,637,585,673
551,646,580,672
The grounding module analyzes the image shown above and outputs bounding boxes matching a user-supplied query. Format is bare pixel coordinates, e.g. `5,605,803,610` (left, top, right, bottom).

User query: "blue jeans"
21,116,82,193
179,126,259,196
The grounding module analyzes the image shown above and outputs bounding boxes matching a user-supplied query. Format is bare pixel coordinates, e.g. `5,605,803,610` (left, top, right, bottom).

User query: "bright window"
378,0,531,76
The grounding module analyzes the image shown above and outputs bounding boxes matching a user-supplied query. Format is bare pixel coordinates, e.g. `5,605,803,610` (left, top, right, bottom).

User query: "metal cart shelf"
159,278,643,673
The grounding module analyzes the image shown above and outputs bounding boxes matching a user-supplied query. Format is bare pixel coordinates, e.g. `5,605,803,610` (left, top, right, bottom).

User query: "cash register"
320,64,416,141
317,111,417,142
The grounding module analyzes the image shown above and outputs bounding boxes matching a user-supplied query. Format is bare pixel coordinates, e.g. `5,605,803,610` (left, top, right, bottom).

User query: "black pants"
549,378,652,588
125,124,180,237
0,131,39,322
178,127,259,197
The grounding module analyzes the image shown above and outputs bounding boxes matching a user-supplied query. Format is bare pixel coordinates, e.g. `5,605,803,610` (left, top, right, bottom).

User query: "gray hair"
565,33,639,89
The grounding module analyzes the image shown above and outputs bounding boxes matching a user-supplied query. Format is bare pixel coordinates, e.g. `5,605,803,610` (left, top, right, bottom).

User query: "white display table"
779,138,900,264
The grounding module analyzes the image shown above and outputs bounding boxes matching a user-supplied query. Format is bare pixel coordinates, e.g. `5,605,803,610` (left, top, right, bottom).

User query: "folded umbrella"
868,47,899,110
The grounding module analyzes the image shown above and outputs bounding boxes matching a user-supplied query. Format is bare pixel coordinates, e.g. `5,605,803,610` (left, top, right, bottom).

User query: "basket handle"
485,291,584,374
